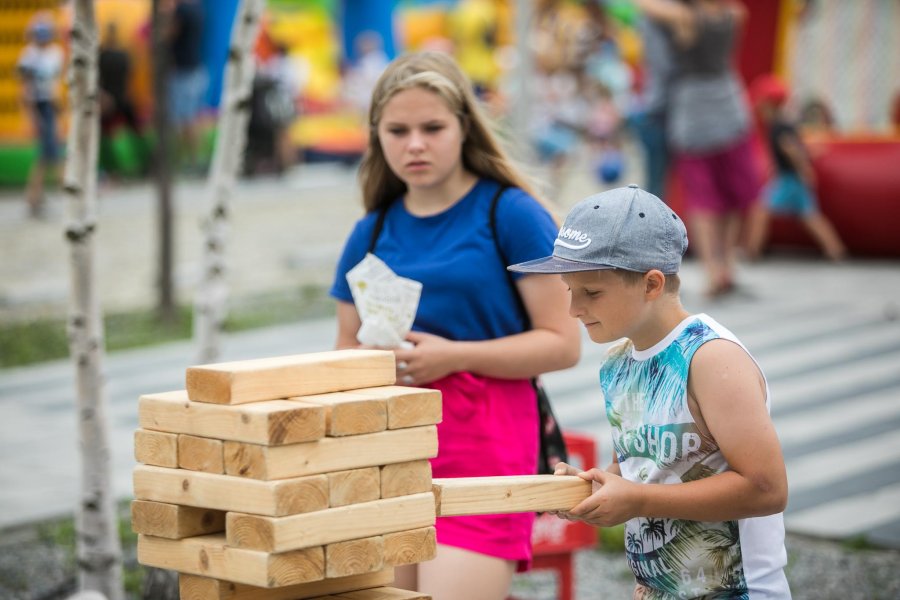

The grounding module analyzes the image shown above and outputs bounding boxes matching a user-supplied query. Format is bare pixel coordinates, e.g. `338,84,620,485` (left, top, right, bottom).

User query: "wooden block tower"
132,349,442,599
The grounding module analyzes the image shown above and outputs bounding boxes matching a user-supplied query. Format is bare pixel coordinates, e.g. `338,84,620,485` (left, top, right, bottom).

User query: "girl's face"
377,87,467,194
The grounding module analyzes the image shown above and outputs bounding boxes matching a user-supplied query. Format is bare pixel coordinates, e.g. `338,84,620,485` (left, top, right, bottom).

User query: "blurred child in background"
17,15,63,218
745,74,846,262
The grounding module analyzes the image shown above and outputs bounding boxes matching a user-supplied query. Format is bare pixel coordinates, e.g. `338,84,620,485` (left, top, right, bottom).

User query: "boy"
745,74,846,262
509,184,791,598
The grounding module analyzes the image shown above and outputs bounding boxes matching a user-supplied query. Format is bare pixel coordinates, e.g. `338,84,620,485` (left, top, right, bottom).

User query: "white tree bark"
63,1,124,599
194,0,267,364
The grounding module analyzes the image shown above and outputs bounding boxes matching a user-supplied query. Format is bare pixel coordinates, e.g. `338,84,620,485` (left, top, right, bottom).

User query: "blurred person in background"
17,15,63,218
246,41,302,175
798,96,836,133
342,30,390,115
636,0,761,298
745,74,846,262
99,21,147,178
165,0,207,173
629,0,676,198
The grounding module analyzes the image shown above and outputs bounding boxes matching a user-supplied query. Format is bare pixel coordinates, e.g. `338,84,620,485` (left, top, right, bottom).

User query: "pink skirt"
427,372,539,572
676,133,763,215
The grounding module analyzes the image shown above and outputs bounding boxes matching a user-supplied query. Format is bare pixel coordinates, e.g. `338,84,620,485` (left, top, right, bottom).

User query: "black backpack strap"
367,203,390,254
489,184,532,330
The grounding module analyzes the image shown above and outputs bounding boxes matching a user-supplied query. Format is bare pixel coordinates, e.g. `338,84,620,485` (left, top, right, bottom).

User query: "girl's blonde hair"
359,51,544,213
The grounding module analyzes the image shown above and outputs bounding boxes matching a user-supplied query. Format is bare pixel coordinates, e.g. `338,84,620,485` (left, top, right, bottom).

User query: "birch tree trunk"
193,0,266,363
151,0,176,322
64,1,124,598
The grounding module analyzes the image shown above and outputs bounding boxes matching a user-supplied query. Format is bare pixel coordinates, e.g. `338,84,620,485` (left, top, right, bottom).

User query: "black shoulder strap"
489,185,532,330
367,204,390,254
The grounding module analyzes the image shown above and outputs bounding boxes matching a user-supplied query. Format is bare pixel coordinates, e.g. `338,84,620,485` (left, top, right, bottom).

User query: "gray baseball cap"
508,184,688,274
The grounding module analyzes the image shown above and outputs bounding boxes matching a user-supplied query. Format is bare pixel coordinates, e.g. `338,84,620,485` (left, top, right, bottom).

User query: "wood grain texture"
130,500,224,539
432,475,592,516
344,386,442,430
185,350,395,405
295,391,387,437
139,390,326,445
324,536,384,579
383,527,436,567
226,493,435,553
177,569,394,600
178,434,225,473
137,533,324,588
133,464,328,517
379,461,432,499
134,429,178,467
327,468,380,507
223,426,438,481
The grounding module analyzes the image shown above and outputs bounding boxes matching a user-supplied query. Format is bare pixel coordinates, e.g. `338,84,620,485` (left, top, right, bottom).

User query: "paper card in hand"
347,253,422,348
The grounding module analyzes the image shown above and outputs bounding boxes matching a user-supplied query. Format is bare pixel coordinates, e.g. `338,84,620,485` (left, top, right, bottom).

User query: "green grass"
598,523,626,553
33,500,146,597
0,285,334,368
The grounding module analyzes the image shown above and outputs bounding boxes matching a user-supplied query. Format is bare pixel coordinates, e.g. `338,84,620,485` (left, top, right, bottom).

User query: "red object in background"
735,0,781,87
525,431,599,600
769,137,900,257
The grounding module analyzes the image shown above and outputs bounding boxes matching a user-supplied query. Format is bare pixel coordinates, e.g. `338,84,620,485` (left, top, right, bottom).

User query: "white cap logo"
555,227,591,250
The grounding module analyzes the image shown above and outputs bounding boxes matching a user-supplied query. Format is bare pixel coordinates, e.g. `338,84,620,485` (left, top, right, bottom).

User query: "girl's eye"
387,128,407,136
424,124,444,133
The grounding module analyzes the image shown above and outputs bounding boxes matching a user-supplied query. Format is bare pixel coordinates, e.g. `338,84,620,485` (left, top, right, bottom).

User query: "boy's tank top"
600,313,791,599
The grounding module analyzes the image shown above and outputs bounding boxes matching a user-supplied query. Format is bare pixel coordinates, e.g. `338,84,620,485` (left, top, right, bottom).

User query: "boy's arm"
563,340,788,527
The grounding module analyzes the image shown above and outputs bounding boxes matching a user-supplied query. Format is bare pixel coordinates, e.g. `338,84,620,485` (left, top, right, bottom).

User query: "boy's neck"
630,297,691,352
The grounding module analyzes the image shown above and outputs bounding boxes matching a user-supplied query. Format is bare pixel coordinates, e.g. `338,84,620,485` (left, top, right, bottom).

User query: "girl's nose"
408,130,426,151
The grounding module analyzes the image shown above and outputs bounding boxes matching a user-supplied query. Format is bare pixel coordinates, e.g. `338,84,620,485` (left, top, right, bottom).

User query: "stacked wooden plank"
132,349,442,599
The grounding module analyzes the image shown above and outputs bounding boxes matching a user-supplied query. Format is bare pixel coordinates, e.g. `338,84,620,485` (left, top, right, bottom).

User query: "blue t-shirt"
330,179,558,342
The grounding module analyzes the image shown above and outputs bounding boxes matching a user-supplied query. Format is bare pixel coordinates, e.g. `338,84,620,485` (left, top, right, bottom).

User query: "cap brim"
507,255,614,274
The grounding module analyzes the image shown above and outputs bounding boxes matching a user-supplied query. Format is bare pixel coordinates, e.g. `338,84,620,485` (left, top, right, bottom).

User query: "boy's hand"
558,468,640,527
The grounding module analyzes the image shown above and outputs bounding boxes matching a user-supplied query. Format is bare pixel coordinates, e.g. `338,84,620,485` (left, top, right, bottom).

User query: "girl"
329,51,580,600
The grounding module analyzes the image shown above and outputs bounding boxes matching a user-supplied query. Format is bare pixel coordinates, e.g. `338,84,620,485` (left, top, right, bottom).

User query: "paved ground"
2,156,900,597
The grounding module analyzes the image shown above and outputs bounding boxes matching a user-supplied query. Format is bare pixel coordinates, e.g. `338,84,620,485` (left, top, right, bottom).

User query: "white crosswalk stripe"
787,430,900,493
786,482,900,538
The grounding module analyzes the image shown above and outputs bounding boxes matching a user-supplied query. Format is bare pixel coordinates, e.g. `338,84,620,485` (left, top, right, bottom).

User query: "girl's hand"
393,331,460,386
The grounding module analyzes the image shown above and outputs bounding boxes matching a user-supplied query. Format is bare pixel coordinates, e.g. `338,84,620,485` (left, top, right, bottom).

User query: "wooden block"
328,588,431,599
345,386,442,429
328,468,380,507
135,429,178,467
179,434,225,473
383,527,436,567
296,391,386,437
224,426,438,481
185,350,396,405
432,475,592,516
130,499,224,539
227,492,435,553
177,569,394,600
133,464,328,517
140,390,326,445
137,533,324,588
325,536,384,579
379,461,432,499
